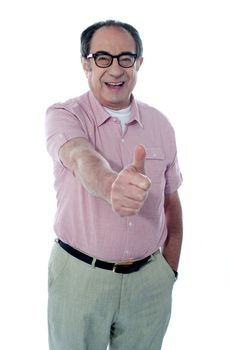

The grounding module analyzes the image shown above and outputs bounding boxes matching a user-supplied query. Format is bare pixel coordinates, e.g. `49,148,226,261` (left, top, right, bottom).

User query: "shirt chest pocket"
145,148,166,182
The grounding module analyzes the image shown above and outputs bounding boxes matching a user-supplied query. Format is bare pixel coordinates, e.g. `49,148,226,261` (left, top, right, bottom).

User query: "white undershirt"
104,106,131,132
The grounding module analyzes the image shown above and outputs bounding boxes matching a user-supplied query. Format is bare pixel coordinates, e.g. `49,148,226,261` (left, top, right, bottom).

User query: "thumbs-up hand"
110,144,151,216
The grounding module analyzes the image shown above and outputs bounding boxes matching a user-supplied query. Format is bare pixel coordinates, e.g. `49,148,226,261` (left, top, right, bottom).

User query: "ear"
136,56,144,71
81,56,91,77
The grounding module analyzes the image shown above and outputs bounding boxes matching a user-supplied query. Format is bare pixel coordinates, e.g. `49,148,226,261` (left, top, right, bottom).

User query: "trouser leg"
109,252,175,350
48,242,122,350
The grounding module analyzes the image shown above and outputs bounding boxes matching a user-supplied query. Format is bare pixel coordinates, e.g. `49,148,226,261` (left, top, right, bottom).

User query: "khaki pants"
48,241,175,350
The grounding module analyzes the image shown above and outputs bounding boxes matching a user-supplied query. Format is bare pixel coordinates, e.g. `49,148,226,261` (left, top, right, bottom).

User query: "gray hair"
80,20,143,58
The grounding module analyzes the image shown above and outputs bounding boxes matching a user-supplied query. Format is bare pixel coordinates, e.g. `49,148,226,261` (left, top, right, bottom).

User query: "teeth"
107,82,123,86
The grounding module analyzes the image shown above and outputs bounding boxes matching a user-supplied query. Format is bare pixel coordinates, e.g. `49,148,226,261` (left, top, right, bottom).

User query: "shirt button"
124,250,129,256
121,138,125,143
128,222,132,227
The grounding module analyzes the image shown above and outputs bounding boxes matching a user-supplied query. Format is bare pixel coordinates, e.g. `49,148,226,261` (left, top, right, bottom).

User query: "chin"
104,96,130,109
107,101,129,110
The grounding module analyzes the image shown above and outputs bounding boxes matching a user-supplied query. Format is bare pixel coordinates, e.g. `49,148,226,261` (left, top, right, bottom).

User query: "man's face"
81,26,143,110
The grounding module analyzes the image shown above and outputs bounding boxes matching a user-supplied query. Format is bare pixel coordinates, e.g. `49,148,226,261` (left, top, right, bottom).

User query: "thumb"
132,144,146,174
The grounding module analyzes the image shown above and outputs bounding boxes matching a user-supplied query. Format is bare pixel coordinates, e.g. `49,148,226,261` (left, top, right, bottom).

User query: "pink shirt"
46,91,182,262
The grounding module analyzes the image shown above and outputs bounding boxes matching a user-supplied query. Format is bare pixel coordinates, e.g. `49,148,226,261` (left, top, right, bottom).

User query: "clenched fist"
111,144,151,216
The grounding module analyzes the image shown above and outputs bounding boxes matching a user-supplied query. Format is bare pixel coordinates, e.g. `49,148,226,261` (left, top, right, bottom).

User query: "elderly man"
46,19,183,350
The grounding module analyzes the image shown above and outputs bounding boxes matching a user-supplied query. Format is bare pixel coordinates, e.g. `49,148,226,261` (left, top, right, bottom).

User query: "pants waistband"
57,239,154,274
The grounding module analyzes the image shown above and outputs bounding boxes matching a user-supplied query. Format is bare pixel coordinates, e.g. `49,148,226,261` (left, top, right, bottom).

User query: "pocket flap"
145,148,165,160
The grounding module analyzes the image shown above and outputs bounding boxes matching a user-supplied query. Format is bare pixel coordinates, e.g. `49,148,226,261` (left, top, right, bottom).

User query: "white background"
0,0,230,349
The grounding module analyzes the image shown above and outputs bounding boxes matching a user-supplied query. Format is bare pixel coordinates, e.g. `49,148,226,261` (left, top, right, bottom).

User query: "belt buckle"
112,260,134,272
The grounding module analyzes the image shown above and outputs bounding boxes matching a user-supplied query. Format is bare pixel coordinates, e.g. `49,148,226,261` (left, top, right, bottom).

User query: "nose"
108,58,124,77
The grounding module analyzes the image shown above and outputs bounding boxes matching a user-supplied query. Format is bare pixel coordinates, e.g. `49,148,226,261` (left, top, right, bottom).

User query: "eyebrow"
92,50,136,56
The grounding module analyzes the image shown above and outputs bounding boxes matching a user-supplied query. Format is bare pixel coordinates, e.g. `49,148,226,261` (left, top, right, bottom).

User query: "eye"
119,55,134,67
120,56,132,62
96,54,111,66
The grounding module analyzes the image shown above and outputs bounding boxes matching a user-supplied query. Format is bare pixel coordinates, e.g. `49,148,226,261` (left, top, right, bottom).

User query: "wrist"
104,171,117,203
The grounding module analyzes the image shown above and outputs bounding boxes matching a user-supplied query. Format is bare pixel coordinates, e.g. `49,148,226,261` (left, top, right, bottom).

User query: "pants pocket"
159,253,176,282
48,241,70,291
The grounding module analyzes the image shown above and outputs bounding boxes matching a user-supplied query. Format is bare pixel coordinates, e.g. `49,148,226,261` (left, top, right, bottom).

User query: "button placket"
120,134,133,259
122,218,134,260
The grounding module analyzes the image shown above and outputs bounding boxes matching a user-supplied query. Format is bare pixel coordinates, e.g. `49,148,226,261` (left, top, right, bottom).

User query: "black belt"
57,239,152,274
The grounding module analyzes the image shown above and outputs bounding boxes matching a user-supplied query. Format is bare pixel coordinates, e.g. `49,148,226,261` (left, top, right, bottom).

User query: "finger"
115,207,140,217
112,200,143,217
132,144,146,174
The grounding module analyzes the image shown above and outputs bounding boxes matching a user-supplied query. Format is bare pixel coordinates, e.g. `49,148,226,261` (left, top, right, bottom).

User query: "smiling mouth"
105,82,125,88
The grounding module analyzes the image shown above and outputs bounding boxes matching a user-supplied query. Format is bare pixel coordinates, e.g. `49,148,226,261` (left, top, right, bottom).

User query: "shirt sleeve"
162,118,183,194
45,105,88,163
164,153,183,194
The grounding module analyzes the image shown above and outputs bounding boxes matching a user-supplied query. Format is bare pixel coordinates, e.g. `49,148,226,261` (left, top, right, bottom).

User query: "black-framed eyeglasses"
86,51,137,68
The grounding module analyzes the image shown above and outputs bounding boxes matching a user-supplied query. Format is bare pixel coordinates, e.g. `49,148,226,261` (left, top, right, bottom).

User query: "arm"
59,137,117,202
162,191,183,272
59,138,151,216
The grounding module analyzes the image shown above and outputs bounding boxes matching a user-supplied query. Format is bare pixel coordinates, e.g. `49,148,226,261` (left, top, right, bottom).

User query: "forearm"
71,147,117,201
162,193,183,271
59,138,117,202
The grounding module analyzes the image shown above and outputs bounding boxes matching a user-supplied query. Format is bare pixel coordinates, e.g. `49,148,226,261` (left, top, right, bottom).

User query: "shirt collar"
88,91,111,127
88,91,143,128
128,96,143,128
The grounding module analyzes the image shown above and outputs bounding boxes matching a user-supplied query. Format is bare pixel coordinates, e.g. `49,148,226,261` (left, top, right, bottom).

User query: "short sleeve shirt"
46,91,182,262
